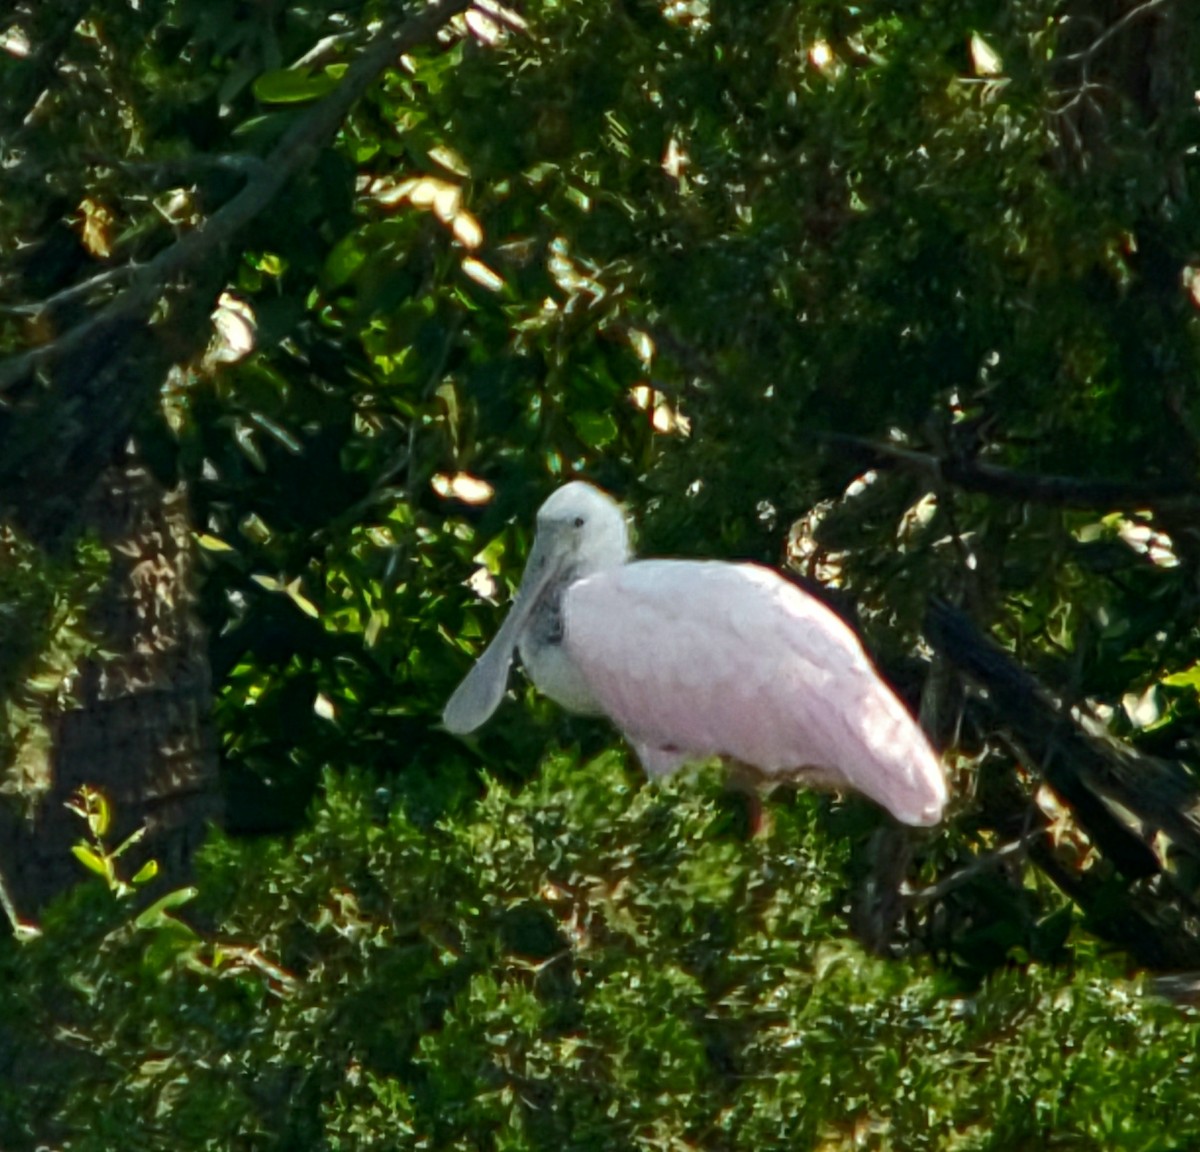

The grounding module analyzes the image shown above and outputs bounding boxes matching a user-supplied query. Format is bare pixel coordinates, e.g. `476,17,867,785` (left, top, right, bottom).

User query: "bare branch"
1057,0,1171,66
292,32,361,70
903,827,1044,905
0,265,138,318
1046,0,1174,169
824,433,1200,513
105,152,272,186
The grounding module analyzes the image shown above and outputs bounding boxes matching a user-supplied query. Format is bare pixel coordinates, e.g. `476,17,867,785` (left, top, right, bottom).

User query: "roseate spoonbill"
443,482,947,826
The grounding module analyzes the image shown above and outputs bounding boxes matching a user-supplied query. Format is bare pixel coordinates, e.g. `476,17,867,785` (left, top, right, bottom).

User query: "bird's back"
562,559,946,826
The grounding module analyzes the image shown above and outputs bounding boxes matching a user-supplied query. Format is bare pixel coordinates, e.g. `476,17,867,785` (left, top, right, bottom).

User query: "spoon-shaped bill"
442,539,562,734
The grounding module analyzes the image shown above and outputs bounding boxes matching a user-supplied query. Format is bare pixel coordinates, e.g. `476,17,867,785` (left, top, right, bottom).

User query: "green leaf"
285,578,320,618
570,410,618,449
71,845,109,878
252,68,338,104
324,234,368,288
1162,663,1200,694
130,859,160,886
89,791,111,838
196,533,236,553
134,886,199,929
112,825,147,858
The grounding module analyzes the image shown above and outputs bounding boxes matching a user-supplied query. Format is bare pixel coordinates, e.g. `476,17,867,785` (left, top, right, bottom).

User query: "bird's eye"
573,516,585,528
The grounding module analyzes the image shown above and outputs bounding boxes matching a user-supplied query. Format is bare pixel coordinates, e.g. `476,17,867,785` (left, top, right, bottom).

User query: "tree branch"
903,827,1044,906
0,0,473,393
1057,0,1171,66
925,599,1200,880
0,265,138,319
825,433,1200,513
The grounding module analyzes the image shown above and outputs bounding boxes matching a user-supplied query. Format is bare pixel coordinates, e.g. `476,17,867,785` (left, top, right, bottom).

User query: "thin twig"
0,265,138,318
1057,0,1170,65
904,832,1044,905
216,943,298,995
1051,80,1109,118
293,32,361,69
0,863,40,940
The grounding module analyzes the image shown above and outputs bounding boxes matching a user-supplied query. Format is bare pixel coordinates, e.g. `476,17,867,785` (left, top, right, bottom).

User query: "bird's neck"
576,540,630,578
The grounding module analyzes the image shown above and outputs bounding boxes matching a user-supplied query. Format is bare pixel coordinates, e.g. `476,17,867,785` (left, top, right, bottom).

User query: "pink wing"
562,560,947,826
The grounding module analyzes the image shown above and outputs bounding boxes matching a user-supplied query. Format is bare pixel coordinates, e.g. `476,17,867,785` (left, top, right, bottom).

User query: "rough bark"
0,447,219,916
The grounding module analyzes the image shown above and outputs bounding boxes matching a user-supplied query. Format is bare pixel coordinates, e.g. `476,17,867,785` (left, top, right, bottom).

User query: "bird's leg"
850,824,913,955
723,760,771,838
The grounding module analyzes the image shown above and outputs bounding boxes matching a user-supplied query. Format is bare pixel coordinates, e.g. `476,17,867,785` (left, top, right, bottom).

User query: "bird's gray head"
533,481,631,576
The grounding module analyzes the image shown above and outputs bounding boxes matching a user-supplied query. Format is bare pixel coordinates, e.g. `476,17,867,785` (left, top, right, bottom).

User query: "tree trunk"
0,445,220,917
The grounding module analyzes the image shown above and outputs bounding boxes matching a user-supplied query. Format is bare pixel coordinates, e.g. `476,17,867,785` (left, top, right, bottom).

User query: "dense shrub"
3,757,1198,1151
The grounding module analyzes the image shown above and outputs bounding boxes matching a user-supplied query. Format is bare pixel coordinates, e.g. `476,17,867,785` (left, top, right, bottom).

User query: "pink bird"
443,481,947,826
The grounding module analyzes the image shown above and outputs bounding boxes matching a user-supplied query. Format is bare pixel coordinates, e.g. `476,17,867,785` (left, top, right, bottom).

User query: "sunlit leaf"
969,32,1003,76
1162,664,1200,694
428,145,470,176
460,257,505,291
197,534,236,553
432,472,495,504
112,826,147,858
253,68,339,104
285,578,320,618
76,198,113,258
89,791,111,838
130,859,160,885
134,887,199,930
452,210,484,249
70,845,109,878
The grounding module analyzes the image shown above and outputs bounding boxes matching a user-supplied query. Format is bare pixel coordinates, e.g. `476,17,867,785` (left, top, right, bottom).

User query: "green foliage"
135,0,1197,840
3,760,1200,1151
9,0,1194,846
64,785,176,899
4,0,1200,1145
0,531,108,799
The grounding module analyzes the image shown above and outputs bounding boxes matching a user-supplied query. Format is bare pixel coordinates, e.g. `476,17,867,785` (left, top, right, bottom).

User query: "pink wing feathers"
562,560,946,826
